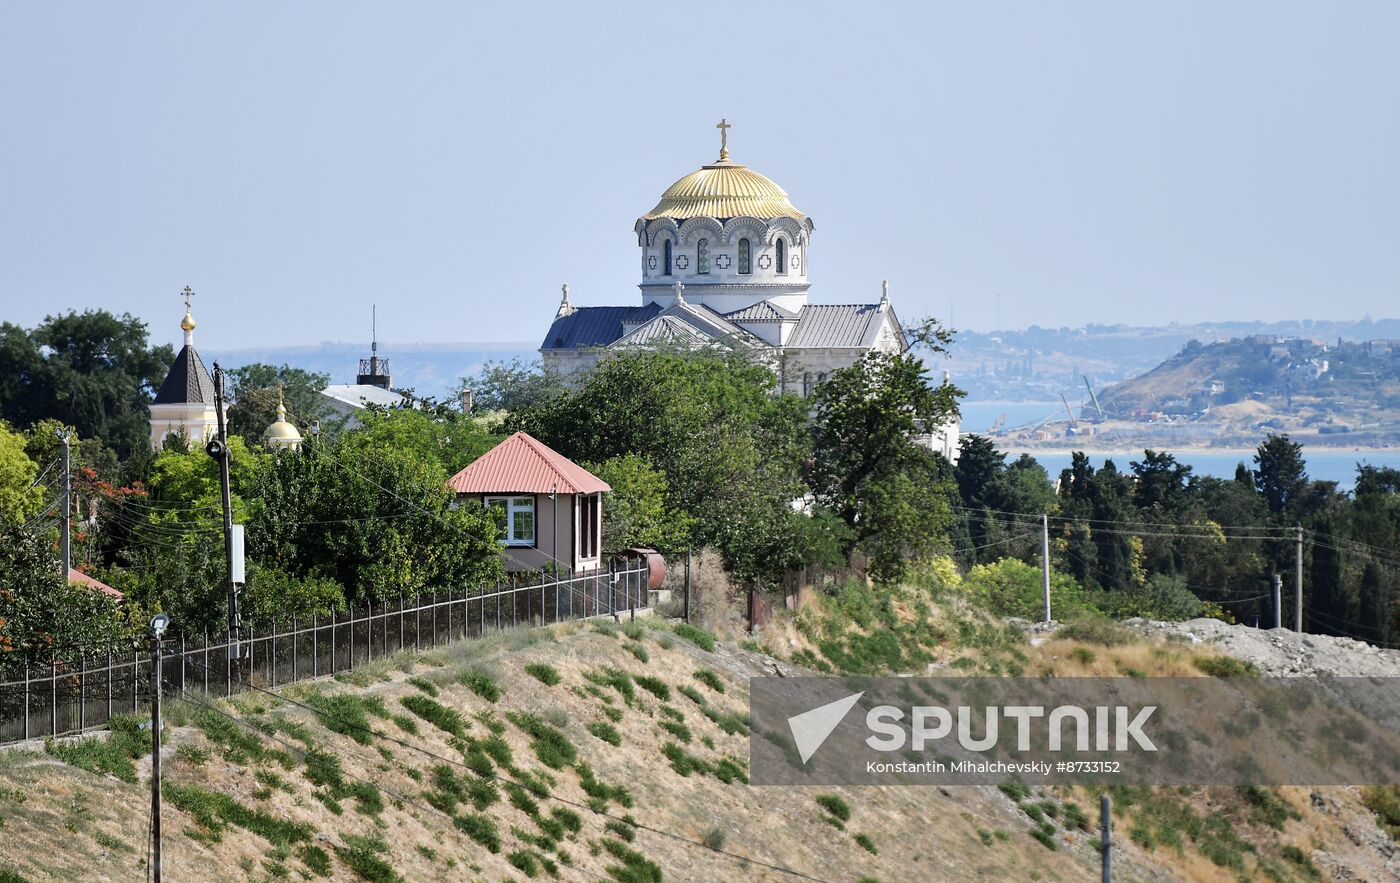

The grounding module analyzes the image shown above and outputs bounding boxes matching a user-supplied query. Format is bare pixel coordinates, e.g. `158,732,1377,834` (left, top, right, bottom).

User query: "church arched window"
775,238,787,275
663,240,673,276
697,239,709,274
738,238,751,275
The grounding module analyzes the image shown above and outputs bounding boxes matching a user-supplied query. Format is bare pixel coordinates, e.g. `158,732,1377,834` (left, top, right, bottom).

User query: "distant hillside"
203,342,537,402
1098,336,1400,429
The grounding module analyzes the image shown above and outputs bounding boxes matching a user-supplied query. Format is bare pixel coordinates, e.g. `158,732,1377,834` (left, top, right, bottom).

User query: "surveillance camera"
205,439,225,460
150,613,170,637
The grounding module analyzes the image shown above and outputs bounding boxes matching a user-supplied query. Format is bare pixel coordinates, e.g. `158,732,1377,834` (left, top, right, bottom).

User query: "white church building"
539,122,958,461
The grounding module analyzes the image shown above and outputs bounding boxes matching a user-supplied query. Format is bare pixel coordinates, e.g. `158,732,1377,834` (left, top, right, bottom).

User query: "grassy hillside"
1,585,1396,882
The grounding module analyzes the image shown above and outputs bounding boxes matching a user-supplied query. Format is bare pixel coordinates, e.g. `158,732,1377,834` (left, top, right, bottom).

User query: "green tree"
809,352,961,582
0,311,174,458
457,358,565,413
0,523,130,662
508,351,810,583
1253,434,1308,517
586,454,694,552
0,421,42,525
226,363,332,441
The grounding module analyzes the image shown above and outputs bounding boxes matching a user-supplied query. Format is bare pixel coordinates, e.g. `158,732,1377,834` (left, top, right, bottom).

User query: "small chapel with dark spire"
149,286,220,451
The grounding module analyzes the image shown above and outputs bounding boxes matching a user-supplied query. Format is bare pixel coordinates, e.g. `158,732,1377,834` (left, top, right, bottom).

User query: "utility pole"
1271,574,1282,629
57,429,71,576
1294,523,1304,633
1100,793,1112,882
1041,513,1052,623
148,614,169,883
210,364,240,669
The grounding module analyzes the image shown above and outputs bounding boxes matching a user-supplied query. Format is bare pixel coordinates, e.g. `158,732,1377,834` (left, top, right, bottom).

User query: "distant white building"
538,122,959,462
317,320,407,428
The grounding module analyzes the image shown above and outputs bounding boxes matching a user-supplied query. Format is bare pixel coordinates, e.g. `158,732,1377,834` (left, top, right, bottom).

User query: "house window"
485,496,535,546
775,238,786,275
738,238,751,275
663,240,673,276
578,493,600,560
696,238,709,274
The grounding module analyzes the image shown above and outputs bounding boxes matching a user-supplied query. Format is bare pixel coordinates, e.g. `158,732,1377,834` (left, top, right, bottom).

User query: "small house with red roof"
448,432,610,574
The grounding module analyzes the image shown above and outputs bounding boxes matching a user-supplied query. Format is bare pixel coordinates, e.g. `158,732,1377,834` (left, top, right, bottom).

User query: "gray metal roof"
320,384,407,409
152,345,216,405
786,304,887,348
724,301,799,322
612,302,764,349
540,304,661,350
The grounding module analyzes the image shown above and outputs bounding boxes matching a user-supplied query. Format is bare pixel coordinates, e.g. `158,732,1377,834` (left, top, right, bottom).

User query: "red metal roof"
68,568,124,600
447,431,611,495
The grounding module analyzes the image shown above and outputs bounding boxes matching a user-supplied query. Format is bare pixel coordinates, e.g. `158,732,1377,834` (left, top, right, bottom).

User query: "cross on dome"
179,284,197,337
715,118,731,161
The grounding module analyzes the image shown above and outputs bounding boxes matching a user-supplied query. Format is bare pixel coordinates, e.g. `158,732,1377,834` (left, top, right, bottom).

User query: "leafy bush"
454,812,502,853
659,720,691,743
816,794,851,824
673,623,716,652
962,558,1097,621
525,662,562,686
633,675,670,701
854,833,877,854
336,832,402,883
506,711,577,769
1056,618,1133,647
1195,656,1259,678
693,669,725,693
400,694,467,737
1362,786,1400,841
460,669,501,702
1093,573,1206,622
702,827,725,850
625,643,649,663
164,782,313,846
306,692,377,744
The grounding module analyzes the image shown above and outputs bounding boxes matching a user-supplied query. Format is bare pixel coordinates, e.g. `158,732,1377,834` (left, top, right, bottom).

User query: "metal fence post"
50,656,57,737
106,648,113,721
432,590,438,648
291,616,298,682
78,654,86,732
23,661,30,742
399,594,405,653
269,619,276,688
330,609,337,676
311,615,318,678
348,605,354,671
202,631,209,695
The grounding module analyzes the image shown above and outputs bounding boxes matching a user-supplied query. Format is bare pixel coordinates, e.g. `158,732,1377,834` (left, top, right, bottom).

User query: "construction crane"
1059,393,1078,429
1083,376,1106,422
988,413,1006,435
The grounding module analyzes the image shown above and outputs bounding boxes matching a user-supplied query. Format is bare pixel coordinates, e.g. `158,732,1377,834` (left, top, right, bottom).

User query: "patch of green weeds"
525,662,562,686
625,643,649,663
659,720,691,743
453,812,501,853
1195,656,1260,678
506,711,577,769
164,782,313,846
587,721,622,746
336,831,403,883
673,623,716,652
693,669,725,693
299,844,332,877
406,676,438,696
400,694,467,738
600,837,662,883
854,832,877,854
816,794,851,824
460,669,500,702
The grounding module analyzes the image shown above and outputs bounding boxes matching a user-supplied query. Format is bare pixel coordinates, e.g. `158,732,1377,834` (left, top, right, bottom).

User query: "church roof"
643,158,805,221
724,301,800,322
786,304,902,349
541,304,661,350
609,300,764,350
448,431,611,496
153,344,216,405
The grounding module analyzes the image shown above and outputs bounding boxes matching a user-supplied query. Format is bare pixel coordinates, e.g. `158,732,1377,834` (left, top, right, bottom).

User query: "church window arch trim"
775,238,787,275
663,239,673,276
738,238,751,275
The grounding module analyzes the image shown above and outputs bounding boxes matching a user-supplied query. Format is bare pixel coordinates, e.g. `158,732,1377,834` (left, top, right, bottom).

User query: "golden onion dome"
180,311,196,332
643,157,805,221
264,397,302,445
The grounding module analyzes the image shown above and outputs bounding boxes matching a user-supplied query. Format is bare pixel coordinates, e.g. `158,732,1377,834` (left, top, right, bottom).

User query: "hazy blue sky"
2,3,1397,351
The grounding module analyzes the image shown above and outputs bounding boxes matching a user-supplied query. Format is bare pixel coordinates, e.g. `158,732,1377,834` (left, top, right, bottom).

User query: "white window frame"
485,495,536,546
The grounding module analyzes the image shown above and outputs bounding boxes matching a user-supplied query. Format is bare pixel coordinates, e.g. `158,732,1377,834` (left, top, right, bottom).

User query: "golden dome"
643,158,805,221
180,311,196,332
264,396,302,446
